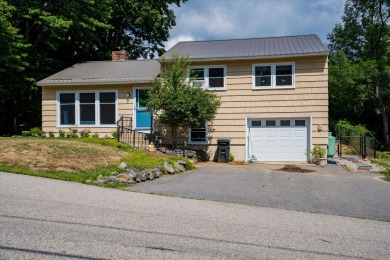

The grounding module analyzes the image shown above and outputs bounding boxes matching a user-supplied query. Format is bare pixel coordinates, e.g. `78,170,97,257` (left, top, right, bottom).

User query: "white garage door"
248,118,309,162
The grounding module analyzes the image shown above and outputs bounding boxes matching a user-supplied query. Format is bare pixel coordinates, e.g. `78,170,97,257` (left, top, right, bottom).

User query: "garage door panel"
280,130,292,137
248,119,308,162
266,130,277,137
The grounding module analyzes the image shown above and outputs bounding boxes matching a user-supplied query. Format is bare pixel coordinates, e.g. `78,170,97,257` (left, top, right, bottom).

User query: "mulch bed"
278,164,315,173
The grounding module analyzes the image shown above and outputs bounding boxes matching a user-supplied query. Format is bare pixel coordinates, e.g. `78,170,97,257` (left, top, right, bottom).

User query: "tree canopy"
0,0,185,134
147,54,221,139
328,0,390,146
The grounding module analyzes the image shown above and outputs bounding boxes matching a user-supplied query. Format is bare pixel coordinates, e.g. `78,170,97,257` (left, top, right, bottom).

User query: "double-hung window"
189,125,208,144
252,63,295,89
57,91,117,127
189,66,226,90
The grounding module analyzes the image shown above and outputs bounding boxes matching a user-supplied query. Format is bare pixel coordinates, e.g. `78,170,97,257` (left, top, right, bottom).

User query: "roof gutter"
37,79,155,87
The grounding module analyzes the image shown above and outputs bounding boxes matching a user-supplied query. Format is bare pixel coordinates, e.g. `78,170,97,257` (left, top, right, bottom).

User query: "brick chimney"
112,50,128,61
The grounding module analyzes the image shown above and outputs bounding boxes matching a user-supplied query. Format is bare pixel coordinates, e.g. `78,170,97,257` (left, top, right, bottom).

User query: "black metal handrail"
116,116,188,156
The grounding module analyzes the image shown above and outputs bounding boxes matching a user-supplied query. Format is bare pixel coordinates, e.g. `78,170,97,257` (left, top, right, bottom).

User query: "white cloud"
166,0,346,45
165,35,197,50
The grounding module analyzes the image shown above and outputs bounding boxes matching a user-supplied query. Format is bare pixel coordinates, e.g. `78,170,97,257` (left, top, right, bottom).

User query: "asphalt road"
128,163,390,220
1,172,389,259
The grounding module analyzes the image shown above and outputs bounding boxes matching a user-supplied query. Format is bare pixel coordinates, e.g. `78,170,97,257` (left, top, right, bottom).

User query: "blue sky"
164,0,346,49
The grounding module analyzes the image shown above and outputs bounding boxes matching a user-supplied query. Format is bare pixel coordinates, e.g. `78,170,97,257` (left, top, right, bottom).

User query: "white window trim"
252,62,295,89
56,90,118,128
188,65,227,91
188,124,208,144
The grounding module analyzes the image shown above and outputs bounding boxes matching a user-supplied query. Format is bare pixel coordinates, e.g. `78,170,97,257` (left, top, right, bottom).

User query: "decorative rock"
118,162,127,169
95,180,105,184
116,174,129,182
139,172,147,182
163,160,175,174
177,160,187,166
135,178,141,183
152,166,161,178
111,171,119,176
96,175,105,180
174,162,185,172
141,169,154,180
127,179,136,184
126,172,137,181
108,176,119,182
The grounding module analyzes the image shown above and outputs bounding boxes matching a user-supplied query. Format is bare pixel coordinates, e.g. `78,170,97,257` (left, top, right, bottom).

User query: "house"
37,34,329,162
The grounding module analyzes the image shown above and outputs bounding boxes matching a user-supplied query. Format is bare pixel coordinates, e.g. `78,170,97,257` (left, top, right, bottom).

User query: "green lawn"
0,137,194,187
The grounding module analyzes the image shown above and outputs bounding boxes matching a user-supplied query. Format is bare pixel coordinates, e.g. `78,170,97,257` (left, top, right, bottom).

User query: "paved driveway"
127,163,390,220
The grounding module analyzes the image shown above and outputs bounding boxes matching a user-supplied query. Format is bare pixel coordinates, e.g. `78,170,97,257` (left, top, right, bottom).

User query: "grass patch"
0,137,195,186
0,164,117,185
371,151,390,181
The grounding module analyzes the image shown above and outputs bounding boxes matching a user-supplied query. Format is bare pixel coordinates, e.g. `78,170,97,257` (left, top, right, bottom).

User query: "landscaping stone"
108,176,119,182
118,162,127,169
139,172,147,182
116,174,129,182
177,160,187,166
163,160,175,174
174,162,185,172
152,166,161,178
96,160,188,185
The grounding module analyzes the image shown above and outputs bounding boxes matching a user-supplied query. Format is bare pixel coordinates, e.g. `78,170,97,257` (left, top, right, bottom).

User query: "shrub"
59,129,66,138
307,145,326,163
48,131,55,138
91,133,99,138
80,129,91,138
112,131,118,139
22,131,31,137
229,153,235,162
66,128,78,138
30,127,42,137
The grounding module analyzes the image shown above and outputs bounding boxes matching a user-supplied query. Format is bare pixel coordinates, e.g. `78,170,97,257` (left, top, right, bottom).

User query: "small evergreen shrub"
22,131,31,137
30,127,42,137
91,133,99,138
48,131,55,138
80,129,91,138
66,129,78,138
112,131,118,139
59,129,66,138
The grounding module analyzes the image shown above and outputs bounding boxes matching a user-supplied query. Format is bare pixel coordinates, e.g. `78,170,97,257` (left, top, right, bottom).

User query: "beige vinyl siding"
186,55,328,161
41,84,149,137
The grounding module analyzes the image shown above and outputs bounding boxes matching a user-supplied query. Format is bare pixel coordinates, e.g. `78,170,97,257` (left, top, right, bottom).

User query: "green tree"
328,0,390,145
0,0,186,134
147,54,221,139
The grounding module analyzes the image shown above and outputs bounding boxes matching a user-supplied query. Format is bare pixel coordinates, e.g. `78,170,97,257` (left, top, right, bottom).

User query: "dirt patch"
278,164,315,173
229,161,248,165
0,138,127,172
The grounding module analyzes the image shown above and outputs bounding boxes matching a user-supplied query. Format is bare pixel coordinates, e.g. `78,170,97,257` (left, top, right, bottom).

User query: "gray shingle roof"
37,60,160,86
161,34,328,61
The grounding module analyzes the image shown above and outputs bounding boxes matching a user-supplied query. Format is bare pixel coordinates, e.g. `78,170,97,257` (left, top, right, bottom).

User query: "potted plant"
307,145,327,166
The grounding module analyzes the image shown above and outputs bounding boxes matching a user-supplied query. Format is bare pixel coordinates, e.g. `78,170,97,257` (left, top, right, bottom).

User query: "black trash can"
217,139,230,163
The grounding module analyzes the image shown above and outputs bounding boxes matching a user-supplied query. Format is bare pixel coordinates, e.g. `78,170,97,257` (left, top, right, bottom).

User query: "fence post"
362,135,366,159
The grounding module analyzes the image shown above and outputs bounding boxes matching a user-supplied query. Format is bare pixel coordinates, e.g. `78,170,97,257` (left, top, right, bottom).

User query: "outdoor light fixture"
317,124,322,132
127,92,131,98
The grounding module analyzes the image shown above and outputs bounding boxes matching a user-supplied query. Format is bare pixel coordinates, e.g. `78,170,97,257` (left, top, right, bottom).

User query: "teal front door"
135,89,151,129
